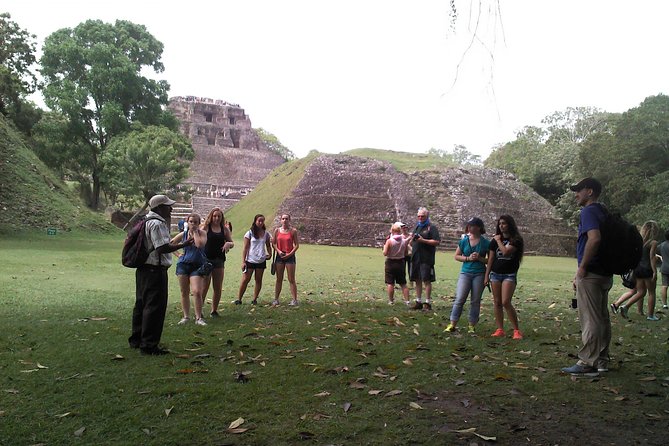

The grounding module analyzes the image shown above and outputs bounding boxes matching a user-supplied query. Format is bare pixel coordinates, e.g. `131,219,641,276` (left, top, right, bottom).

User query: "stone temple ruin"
168,96,285,219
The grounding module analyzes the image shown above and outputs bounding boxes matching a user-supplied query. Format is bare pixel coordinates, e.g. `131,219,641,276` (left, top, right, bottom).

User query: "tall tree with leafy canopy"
254,128,295,161
0,13,41,134
40,19,173,209
101,125,194,208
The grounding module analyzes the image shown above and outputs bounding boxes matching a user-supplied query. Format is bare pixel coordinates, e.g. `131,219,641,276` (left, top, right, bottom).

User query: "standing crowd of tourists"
130,179,666,380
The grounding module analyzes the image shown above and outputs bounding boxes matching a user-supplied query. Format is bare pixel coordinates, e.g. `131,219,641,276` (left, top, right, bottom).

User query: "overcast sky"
5,0,669,159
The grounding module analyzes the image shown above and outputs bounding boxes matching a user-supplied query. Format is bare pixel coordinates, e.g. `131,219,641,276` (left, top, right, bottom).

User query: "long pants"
575,271,612,367
450,272,485,323
129,265,169,350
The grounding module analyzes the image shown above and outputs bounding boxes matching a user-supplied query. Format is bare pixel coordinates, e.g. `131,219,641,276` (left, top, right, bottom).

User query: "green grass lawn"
0,233,667,445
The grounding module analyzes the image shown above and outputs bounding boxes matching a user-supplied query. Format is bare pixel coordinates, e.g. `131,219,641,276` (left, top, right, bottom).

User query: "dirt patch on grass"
416,387,666,445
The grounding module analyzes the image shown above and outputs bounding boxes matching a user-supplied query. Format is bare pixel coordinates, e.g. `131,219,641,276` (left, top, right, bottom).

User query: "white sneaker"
271,300,280,306
195,318,207,326
289,300,299,306
178,317,190,325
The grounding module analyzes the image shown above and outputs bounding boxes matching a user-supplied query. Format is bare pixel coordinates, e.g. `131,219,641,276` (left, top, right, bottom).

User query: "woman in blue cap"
445,217,490,334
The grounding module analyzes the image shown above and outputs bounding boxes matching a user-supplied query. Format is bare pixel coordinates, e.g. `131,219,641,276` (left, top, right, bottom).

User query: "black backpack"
121,217,160,268
596,204,643,275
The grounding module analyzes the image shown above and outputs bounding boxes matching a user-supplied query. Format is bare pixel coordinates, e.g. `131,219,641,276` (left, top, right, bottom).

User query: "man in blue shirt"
562,178,613,376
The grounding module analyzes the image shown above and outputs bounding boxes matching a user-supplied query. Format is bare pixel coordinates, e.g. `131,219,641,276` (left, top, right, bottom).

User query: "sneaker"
251,299,258,305
663,305,668,310
444,323,456,333
412,301,424,310
289,300,299,306
467,325,476,334
404,301,412,306
233,300,242,305
561,363,599,377
609,303,618,314
512,330,523,340
271,299,280,306
178,317,190,325
422,302,432,311
388,300,395,305
210,311,220,318
619,305,629,319
596,365,609,373
195,318,207,326
491,328,506,337
647,315,660,321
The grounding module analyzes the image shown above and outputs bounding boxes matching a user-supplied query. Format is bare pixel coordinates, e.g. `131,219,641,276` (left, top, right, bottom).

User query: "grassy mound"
0,115,117,235
344,148,456,172
225,150,320,237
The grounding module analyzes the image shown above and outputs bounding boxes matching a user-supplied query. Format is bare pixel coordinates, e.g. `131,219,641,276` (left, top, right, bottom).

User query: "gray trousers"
575,271,613,367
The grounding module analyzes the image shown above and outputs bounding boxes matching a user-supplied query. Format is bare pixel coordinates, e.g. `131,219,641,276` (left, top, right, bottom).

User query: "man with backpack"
562,178,613,376
128,194,193,355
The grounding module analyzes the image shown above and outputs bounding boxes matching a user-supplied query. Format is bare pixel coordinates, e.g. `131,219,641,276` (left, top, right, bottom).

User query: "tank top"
205,226,227,261
179,228,207,265
275,229,294,254
386,234,408,260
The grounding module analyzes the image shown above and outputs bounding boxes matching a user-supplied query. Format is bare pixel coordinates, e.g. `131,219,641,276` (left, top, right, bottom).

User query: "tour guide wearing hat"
129,194,193,355
561,177,612,376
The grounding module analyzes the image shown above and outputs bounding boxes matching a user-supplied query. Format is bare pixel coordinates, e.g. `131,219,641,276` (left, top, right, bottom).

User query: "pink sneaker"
512,330,523,340
491,328,505,337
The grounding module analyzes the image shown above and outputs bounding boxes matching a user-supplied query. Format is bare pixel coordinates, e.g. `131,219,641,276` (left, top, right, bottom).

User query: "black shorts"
410,261,435,282
210,258,225,268
247,261,267,270
634,266,653,279
385,258,407,285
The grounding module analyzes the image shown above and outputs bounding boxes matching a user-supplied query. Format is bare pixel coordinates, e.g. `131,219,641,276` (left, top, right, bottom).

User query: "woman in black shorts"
201,207,234,317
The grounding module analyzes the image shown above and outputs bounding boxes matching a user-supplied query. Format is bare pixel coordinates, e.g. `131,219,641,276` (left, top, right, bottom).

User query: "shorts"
276,255,296,265
210,258,225,269
246,261,267,270
634,266,653,279
385,258,407,285
176,261,212,277
410,261,435,283
662,272,669,287
489,272,517,283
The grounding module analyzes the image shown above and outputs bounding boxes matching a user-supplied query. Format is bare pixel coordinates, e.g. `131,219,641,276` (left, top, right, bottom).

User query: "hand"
470,252,479,261
265,253,271,260
494,235,502,243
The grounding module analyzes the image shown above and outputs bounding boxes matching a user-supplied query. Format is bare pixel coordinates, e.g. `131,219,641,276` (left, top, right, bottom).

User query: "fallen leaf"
409,402,423,410
384,390,402,397
112,355,125,361
228,417,245,429
474,432,497,441
349,381,367,390
402,358,414,366
454,428,477,433
74,427,86,437
55,412,72,418
176,369,194,374
165,407,173,417
455,379,466,386
36,363,48,369
614,396,627,401
142,428,151,435
312,412,331,420
314,391,331,397
89,317,108,321
531,376,539,382
639,376,657,382
368,390,383,395
343,402,352,412
548,303,556,309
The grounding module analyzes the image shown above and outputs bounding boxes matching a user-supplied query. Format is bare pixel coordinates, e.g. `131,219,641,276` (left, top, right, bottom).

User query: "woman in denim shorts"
484,215,524,339
172,213,210,326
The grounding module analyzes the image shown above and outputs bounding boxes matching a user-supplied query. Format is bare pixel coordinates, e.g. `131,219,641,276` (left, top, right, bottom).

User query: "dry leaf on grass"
55,412,72,418
343,402,352,413
639,376,657,382
228,428,249,434
74,427,85,437
314,391,331,397
228,417,245,429
409,402,423,410
112,355,124,361
165,407,173,417
368,390,383,395
384,390,402,397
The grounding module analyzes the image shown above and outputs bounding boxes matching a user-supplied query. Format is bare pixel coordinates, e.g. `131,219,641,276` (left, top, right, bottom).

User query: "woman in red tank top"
272,214,300,306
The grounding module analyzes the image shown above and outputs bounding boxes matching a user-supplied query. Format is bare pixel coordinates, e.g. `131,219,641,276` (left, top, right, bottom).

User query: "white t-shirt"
244,230,270,263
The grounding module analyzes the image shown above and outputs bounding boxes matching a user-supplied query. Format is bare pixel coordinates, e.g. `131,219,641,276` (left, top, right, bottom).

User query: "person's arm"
193,228,207,248
454,246,466,262
494,236,517,257
484,244,495,285
383,238,391,256
271,229,278,254
265,233,272,259
650,241,658,280
222,226,234,252
576,228,601,279
241,235,250,269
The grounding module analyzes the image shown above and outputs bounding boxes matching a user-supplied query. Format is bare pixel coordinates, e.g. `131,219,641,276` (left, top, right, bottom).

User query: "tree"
0,13,40,133
40,19,172,209
255,127,295,161
101,125,194,208
428,145,480,166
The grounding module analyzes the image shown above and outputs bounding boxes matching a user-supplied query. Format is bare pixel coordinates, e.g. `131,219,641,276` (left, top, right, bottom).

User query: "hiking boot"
422,302,432,311
619,305,629,319
412,301,424,310
512,330,523,340
491,328,505,337
561,363,599,377
609,303,618,314
444,323,456,333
